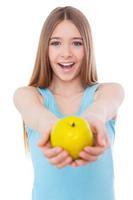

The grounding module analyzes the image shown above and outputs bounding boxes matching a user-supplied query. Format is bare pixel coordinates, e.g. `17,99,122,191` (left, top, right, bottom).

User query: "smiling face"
48,20,84,82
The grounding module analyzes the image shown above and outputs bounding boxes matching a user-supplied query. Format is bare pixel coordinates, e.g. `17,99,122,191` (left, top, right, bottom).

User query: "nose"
60,44,72,58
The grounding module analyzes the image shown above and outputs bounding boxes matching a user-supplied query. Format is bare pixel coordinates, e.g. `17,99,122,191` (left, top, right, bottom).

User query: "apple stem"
71,122,75,127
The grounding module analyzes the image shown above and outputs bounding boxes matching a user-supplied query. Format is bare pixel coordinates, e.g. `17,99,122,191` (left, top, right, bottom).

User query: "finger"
93,124,109,147
48,150,69,165
38,141,51,153
99,133,110,148
84,146,105,156
37,132,50,147
56,157,73,168
75,159,88,166
44,141,51,148
69,161,78,168
96,131,107,146
79,151,99,162
43,146,63,158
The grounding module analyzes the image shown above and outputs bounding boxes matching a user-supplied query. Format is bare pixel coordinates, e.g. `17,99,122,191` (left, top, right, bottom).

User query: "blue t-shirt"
26,83,116,200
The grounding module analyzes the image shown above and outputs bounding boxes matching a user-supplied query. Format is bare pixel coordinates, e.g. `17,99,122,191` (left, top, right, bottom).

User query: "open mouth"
58,62,75,69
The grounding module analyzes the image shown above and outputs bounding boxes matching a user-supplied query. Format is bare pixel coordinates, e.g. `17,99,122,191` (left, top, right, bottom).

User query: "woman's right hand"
37,132,73,168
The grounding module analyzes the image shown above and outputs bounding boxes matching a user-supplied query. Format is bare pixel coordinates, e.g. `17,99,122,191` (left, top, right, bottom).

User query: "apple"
50,116,94,160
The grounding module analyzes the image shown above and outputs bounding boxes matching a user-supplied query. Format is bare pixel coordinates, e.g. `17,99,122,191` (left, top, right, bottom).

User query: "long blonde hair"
24,6,98,150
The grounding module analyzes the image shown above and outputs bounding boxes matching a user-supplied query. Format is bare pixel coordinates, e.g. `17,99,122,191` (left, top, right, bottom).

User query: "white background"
0,0,132,199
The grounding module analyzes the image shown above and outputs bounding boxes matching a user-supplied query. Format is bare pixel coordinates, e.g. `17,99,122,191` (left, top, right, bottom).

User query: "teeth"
59,62,74,66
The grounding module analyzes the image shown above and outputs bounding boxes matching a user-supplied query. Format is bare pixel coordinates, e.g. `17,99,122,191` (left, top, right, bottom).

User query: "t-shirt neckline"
46,88,88,118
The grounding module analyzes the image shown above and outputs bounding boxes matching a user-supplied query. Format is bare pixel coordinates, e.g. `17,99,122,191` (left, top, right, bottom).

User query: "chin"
59,75,79,82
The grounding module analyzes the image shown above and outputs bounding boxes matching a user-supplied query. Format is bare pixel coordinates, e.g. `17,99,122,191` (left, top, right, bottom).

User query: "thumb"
97,134,106,146
97,131,110,147
37,132,50,147
91,121,110,147
94,126,108,147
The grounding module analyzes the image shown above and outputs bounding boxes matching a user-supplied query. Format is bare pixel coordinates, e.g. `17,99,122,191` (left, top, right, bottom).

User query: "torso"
37,88,98,116
53,92,84,115
28,84,115,200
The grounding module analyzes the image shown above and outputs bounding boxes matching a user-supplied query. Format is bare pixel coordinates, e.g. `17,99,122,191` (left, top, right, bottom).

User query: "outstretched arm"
13,86,73,168
82,82,125,122
13,86,58,135
71,82,125,167
14,83,125,168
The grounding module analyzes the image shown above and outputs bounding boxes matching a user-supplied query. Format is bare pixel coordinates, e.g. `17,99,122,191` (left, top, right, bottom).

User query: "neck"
49,77,84,97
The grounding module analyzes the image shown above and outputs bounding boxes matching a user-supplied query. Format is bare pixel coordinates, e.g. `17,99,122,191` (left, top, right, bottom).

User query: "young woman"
14,6,124,200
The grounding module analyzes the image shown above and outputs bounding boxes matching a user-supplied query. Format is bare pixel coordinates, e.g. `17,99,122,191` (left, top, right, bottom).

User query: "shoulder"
94,82,124,100
96,82,124,90
98,82,124,88
13,86,44,104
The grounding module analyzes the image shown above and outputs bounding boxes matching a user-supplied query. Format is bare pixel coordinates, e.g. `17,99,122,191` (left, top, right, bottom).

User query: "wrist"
49,116,59,127
83,104,107,123
38,115,58,135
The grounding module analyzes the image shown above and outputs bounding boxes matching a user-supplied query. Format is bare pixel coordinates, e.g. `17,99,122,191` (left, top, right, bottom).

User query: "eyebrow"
49,37,83,40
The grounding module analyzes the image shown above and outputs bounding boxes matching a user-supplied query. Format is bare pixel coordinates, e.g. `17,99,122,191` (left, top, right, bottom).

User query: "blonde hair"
24,6,98,150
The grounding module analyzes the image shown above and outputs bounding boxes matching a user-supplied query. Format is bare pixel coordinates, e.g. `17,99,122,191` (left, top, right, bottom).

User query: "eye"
49,41,61,46
73,41,83,46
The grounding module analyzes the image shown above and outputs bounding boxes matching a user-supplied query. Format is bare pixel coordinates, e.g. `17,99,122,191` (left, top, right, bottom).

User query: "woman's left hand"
69,114,110,168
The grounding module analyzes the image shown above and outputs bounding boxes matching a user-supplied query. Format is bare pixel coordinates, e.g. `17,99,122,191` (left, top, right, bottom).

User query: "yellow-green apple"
50,116,94,160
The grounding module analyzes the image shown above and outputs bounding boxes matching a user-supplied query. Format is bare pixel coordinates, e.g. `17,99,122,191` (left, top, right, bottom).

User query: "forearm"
83,83,125,122
23,104,57,135
13,86,58,135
